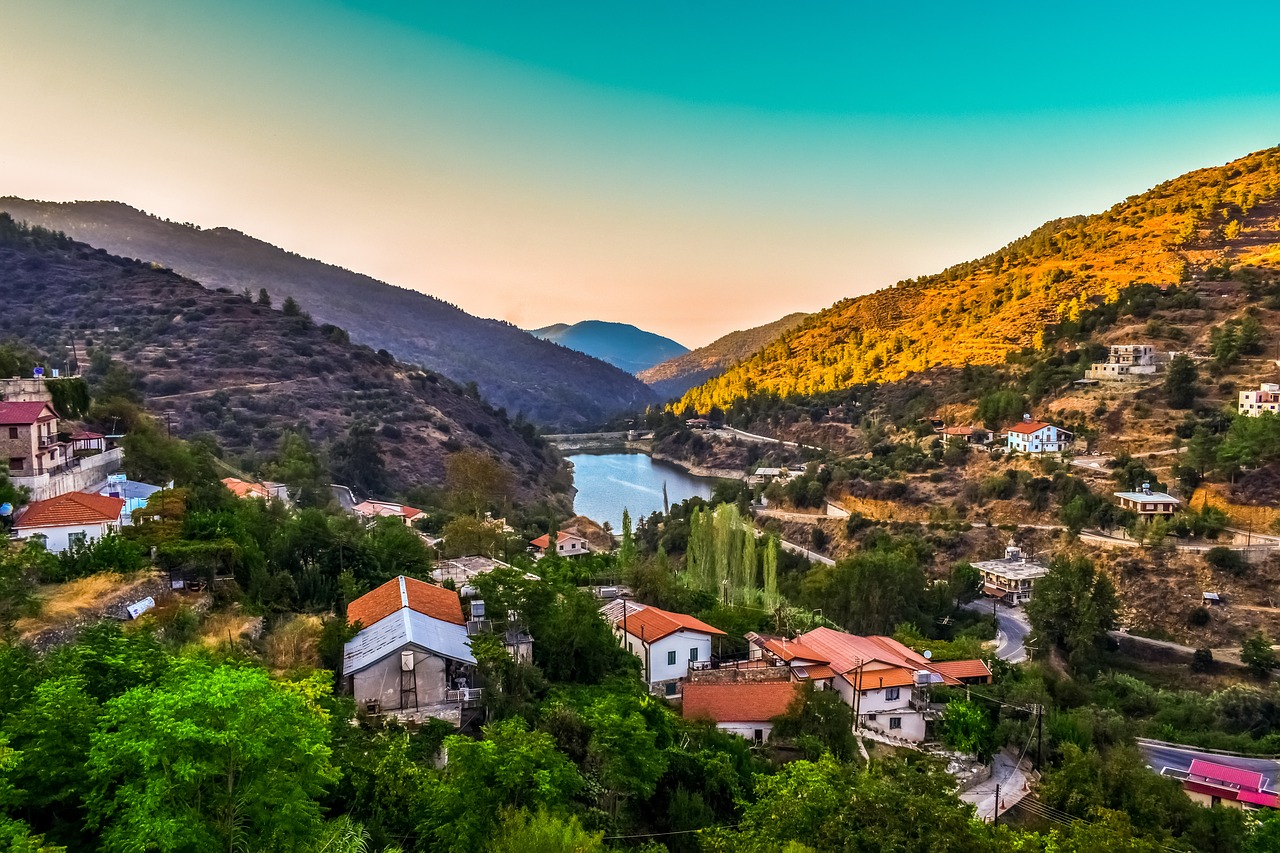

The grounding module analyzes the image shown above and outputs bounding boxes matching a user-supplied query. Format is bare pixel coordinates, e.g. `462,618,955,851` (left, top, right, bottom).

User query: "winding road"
964,600,1032,663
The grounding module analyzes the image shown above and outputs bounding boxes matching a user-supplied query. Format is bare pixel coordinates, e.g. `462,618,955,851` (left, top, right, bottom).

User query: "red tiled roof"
930,659,993,681
754,634,829,663
616,604,725,642
940,426,974,436
71,431,105,440
0,401,57,425
353,500,424,520
1005,420,1054,435
530,530,587,549
854,666,918,689
222,477,270,499
797,627,987,688
1189,759,1267,792
15,492,124,528
347,575,464,628
682,681,800,724
792,664,837,681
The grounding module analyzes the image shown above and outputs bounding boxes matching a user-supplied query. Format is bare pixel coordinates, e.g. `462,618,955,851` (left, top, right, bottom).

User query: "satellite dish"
923,650,932,660
0,503,12,518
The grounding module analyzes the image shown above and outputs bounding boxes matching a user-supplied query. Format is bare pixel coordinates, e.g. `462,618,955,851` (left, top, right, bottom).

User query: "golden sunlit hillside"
679,146,1280,412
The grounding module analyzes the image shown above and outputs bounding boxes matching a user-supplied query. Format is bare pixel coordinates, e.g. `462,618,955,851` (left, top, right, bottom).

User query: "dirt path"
149,376,323,401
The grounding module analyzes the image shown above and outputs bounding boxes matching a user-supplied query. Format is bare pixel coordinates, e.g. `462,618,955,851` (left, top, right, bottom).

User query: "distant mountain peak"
529,320,689,375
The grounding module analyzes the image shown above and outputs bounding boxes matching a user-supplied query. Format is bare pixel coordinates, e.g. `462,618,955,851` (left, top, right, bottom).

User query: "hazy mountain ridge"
678,147,1280,413
529,320,688,374
0,198,656,428
0,213,568,503
639,312,810,400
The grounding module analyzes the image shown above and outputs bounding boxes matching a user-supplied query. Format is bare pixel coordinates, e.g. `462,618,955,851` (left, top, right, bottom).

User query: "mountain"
0,199,655,429
638,313,810,399
679,146,1280,413
0,213,569,505
529,320,688,374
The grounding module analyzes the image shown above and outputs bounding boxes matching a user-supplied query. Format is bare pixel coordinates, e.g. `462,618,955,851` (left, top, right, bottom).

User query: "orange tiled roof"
347,575,464,628
755,634,829,663
791,663,837,680
682,681,800,724
797,627,987,688
616,604,725,642
0,401,57,425
1005,420,1054,435
930,659,993,681
530,530,586,549
221,477,270,499
15,492,123,528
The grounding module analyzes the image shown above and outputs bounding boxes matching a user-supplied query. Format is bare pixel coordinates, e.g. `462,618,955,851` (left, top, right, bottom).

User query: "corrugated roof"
1189,759,1267,792
348,576,464,628
0,401,57,425
15,492,123,528
616,603,725,642
1114,491,1180,503
797,627,985,688
92,479,164,502
342,608,475,675
682,681,799,724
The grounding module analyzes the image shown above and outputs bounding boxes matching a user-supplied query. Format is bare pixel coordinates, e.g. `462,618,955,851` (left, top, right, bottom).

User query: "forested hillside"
0,198,656,428
529,320,688,374
640,312,809,399
680,147,1280,412
0,214,568,504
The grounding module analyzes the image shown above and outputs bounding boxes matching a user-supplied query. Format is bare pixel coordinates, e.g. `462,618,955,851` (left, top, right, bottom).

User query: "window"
8,457,23,473
7,427,16,439
689,648,698,662
68,532,87,548
667,650,676,666
866,714,877,721
889,717,902,730
753,729,764,743
664,682,677,696
884,687,900,701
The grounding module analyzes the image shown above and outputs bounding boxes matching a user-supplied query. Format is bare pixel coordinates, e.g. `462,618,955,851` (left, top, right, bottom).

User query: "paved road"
961,750,1031,822
964,600,1031,663
1137,738,1280,788
719,426,824,452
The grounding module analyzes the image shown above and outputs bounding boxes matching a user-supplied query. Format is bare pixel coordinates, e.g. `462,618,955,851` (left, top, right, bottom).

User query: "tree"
1026,556,1118,672
257,288,272,307
441,515,507,558
1240,631,1276,679
266,431,328,508
1164,354,1198,409
86,663,338,853
444,450,511,518
329,422,388,498
771,682,856,760
489,810,603,853
282,296,302,316
940,699,994,760
618,509,636,571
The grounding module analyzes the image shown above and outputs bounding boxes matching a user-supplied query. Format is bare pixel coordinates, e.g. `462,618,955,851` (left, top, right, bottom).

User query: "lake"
568,452,718,531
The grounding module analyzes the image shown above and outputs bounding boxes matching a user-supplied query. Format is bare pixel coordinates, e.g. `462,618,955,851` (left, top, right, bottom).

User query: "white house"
530,530,590,559
1114,483,1181,518
797,628,991,743
972,544,1049,605
1004,416,1072,454
682,681,800,743
12,491,125,553
342,576,479,724
1239,383,1280,417
607,601,725,697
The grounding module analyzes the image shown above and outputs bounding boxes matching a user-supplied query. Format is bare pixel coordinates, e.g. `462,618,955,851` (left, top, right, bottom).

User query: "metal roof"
1115,491,1180,503
342,608,476,675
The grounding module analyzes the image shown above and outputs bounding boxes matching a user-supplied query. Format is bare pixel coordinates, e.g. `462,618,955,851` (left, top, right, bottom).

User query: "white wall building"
681,681,800,743
973,544,1049,605
12,492,125,553
606,601,725,697
1239,383,1280,417
1004,416,1073,454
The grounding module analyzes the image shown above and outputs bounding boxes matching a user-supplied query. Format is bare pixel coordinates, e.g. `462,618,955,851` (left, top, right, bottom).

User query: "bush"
1204,546,1246,576
1190,648,1215,672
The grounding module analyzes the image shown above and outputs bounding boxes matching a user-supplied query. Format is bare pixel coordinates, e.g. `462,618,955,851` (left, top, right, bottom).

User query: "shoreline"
648,450,745,481
553,439,745,482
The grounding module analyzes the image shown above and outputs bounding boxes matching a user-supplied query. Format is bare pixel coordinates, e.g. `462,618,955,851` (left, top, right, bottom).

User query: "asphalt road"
1137,738,1280,788
964,600,1031,663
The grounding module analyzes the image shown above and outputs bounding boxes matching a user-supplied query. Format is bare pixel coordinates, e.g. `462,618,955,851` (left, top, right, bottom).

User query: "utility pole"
993,783,1000,826
1035,704,1045,771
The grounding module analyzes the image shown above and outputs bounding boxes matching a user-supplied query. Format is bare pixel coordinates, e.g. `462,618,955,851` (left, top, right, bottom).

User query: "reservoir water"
568,452,719,531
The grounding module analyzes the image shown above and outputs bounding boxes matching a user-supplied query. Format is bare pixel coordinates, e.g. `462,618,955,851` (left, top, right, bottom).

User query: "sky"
4,2,1280,347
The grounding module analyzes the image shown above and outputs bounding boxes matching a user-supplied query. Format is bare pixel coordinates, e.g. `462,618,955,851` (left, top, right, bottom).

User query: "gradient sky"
4,2,1280,347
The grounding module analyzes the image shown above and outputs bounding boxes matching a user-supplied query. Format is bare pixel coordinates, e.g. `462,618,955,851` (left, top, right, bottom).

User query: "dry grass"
262,614,323,674
198,610,263,649
16,572,139,640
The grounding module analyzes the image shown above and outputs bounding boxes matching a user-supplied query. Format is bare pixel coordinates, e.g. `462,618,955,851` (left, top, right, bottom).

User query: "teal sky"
3,1,1280,345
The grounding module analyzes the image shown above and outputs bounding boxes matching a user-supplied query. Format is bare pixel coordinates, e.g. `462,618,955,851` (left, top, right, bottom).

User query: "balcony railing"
446,687,484,704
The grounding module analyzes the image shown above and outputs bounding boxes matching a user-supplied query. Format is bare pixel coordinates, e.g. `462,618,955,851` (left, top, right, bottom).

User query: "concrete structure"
0,376,59,403
973,545,1049,605
342,576,479,722
605,601,724,697
1085,344,1160,381
682,680,800,742
12,491,125,553
353,499,426,525
1114,483,1181,518
1004,415,1072,455
90,474,165,525
1239,383,1280,417
11,447,124,502
530,530,590,558
0,401,71,486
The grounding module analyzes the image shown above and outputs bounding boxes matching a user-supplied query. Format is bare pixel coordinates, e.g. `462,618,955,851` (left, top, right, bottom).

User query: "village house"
1160,759,1279,811
342,576,480,725
221,477,290,503
1004,415,1073,455
70,430,107,454
530,530,590,558
0,400,70,484
682,681,800,743
1239,383,1280,417
1084,344,1161,381
794,627,992,743
90,474,165,525
1114,483,1181,518
935,426,990,445
352,499,426,526
12,491,125,553
743,632,838,688
973,544,1050,605
603,600,725,697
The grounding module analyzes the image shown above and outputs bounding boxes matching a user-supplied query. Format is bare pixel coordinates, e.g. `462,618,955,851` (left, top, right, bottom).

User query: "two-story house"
1004,415,1072,455
530,530,590,558
606,601,725,697
0,401,69,483
1114,483,1181,518
973,544,1049,605
1239,383,1280,417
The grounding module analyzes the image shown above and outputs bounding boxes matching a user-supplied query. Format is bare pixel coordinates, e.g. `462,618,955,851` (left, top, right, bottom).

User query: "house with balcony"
0,401,72,487
973,544,1049,605
1239,383,1280,417
1004,415,1072,455
1084,344,1161,381
604,600,724,697
342,575,481,726
1114,483,1181,518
